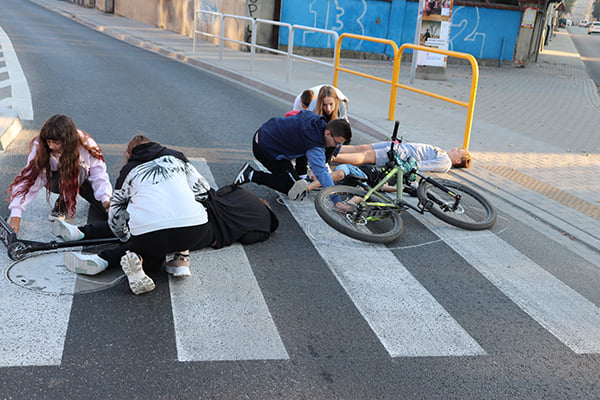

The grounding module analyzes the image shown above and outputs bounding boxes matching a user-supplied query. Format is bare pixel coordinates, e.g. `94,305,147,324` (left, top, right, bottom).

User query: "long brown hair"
7,114,105,218
314,86,340,121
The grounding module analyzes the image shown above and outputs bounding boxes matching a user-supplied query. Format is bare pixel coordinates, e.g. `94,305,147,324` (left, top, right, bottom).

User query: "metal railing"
334,33,479,149
289,24,339,79
252,18,292,79
193,10,338,83
192,10,222,52
193,11,255,62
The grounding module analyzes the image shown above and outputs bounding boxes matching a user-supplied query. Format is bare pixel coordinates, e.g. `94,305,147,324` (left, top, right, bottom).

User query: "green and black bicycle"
314,121,497,243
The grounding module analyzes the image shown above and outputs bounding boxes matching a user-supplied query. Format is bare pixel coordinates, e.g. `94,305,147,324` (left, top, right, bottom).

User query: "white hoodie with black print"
109,154,210,242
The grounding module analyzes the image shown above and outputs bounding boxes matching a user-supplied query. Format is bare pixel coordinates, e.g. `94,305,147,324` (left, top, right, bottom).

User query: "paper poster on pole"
521,7,537,29
417,0,453,67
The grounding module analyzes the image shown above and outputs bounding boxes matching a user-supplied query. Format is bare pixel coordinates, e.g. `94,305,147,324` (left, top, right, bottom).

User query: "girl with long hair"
313,85,349,122
6,114,112,234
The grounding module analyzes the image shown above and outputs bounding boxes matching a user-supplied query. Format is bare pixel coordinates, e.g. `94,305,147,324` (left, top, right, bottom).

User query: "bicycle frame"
352,141,463,216
352,158,425,218
318,121,496,239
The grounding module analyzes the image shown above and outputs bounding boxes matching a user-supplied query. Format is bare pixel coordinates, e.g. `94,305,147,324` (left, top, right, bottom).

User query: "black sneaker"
48,198,66,221
233,162,254,185
403,185,418,198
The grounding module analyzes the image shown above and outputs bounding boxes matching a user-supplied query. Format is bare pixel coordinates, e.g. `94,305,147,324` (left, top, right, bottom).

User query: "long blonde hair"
314,86,340,121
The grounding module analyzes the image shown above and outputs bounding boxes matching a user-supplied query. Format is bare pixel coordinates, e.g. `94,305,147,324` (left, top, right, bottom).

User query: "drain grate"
483,165,600,221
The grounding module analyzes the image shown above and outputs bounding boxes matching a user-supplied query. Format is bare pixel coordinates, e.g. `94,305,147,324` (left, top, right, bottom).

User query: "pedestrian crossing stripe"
1,158,599,368
0,192,88,367
419,211,600,354
284,199,486,357
170,159,288,361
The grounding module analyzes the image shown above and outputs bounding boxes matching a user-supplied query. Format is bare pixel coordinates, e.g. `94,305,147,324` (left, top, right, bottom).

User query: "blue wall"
449,6,521,61
279,0,521,62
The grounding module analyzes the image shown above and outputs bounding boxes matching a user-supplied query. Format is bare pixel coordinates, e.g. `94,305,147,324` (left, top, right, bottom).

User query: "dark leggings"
251,132,299,194
82,222,214,272
104,223,212,271
51,171,107,219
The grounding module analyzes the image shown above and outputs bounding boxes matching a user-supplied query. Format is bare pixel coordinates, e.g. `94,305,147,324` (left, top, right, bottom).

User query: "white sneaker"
165,252,191,277
52,220,84,241
287,179,309,200
120,251,155,295
64,252,109,275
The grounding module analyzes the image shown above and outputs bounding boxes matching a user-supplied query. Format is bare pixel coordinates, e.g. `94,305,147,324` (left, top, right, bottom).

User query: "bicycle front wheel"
315,185,404,243
417,178,497,230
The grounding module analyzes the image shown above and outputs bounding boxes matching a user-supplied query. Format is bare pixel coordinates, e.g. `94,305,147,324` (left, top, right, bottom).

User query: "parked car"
579,19,589,27
589,21,600,34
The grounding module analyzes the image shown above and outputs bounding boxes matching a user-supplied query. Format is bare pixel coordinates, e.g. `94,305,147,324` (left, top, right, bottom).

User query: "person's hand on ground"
9,217,21,234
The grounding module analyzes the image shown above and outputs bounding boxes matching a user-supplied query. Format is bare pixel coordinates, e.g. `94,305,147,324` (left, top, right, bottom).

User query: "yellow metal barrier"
333,33,400,124
397,44,479,149
334,34,479,149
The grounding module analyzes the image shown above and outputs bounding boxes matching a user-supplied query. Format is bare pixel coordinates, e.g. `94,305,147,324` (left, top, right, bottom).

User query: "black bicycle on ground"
314,122,497,243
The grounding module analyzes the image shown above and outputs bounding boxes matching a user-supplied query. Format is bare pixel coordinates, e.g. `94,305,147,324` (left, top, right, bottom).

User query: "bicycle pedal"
419,200,433,211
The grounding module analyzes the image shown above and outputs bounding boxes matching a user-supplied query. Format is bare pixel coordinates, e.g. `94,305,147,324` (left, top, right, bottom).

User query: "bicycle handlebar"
391,121,399,142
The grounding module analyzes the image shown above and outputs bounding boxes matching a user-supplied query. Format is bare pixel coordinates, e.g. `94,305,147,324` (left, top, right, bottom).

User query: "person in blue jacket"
233,111,352,204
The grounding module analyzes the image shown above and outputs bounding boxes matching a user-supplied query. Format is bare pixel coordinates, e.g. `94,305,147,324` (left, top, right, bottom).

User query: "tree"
593,0,600,20
564,0,577,15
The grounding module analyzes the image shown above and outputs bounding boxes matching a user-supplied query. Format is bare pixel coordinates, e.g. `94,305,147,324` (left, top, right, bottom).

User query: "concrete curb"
0,107,22,151
453,167,600,253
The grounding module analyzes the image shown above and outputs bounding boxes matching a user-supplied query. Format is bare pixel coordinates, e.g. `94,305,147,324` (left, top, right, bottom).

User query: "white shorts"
372,142,392,166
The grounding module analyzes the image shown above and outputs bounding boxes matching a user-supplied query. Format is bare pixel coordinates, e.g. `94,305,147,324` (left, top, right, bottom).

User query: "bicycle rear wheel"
417,178,496,230
315,185,404,243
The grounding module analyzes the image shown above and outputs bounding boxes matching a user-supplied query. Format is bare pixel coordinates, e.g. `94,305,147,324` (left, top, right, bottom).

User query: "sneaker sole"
64,253,105,275
121,252,155,295
287,179,309,200
166,265,191,277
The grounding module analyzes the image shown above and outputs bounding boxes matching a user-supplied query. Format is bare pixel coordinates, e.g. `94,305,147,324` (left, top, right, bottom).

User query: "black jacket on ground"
202,184,279,249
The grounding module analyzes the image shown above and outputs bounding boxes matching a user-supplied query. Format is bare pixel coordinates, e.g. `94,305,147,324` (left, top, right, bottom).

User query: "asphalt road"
0,1,599,399
568,25,600,88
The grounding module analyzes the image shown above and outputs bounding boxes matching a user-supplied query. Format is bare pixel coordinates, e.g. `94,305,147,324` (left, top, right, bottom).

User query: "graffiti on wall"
194,0,219,38
196,0,218,21
279,0,519,61
245,0,259,43
449,6,486,58
448,6,522,61
305,0,367,49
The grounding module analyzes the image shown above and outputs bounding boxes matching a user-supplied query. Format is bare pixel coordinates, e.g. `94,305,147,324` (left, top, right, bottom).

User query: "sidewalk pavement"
3,0,600,251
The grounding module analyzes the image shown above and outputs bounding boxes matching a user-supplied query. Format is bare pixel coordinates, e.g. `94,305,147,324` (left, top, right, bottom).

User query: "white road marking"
419,211,600,354
168,159,289,361
285,194,485,357
0,26,34,120
0,194,89,366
